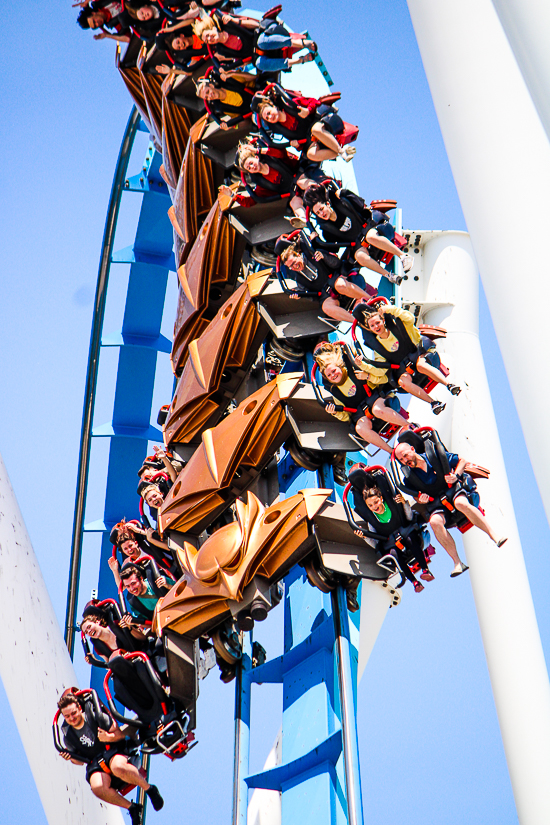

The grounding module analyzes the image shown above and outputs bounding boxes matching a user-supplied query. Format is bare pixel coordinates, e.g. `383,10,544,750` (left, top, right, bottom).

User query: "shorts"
85,744,129,787
319,110,344,136
349,389,386,423
426,478,479,524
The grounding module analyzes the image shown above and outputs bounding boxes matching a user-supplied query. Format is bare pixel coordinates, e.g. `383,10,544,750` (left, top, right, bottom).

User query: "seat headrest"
397,430,426,454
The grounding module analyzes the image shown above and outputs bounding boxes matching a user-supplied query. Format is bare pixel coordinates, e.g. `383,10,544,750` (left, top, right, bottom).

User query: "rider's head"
314,342,347,385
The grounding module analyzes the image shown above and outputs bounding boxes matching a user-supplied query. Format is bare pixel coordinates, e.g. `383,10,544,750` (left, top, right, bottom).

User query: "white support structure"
401,231,550,825
491,0,550,144
0,453,123,825
405,0,550,530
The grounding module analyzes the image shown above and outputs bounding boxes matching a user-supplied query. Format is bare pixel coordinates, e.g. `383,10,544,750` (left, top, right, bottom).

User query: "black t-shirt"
62,701,112,760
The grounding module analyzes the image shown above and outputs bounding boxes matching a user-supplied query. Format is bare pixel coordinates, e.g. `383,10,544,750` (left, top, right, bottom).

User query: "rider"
349,467,433,593
196,70,257,129
313,341,410,454
120,563,175,624
57,688,163,824
302,181,413,285
393,430,507,577
353,300,461,415
276,232,375,323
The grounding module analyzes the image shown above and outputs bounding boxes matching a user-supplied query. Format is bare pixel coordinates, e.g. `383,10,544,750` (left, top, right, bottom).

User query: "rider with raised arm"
302,181,413,285
393,430,507,577
353,300,461,415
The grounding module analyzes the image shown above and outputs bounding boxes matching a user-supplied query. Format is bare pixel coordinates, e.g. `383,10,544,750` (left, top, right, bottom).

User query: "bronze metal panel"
139,70,164,146
171,202,246,374
161,77,192,194
155,488,330,638
118,67,152,133
164,272,271,445
173,115,216,257
158,374,303,535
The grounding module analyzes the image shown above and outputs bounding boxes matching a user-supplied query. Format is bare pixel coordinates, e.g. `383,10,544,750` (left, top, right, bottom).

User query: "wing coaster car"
154,486,400,647
389,427,490,534
53,688,144,787
158,373,304,536
342,463,435,589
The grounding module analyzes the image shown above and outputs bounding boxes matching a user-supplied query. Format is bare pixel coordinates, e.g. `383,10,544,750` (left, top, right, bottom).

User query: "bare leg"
109,754,150,790
416,355,449,386
398,372,434,404
355,415,393,454
334,276,375,302
89,772,131,809
371,398,410,429
454,494,502,543
321,296,354,323
307,123,342,162
429,512,464,569
354,246,393,278
365,228,407,259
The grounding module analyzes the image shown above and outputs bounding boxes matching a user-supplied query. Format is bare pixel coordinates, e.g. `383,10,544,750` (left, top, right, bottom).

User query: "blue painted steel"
233,633,252,825
233,349,366,825
71,134,175,694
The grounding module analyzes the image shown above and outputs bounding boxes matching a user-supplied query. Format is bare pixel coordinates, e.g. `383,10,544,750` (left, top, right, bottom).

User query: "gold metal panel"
158,374,303,535
170,201,244,374
155,489,330,638
172,115,216,259
139,70,164,146
118,67,152,133
161,78,192,195
164,273,271,445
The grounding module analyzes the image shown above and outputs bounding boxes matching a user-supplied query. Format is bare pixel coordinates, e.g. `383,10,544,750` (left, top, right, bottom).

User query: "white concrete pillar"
0,453,123,825
491,0,550,144
404,232,550,825
405,0,550,531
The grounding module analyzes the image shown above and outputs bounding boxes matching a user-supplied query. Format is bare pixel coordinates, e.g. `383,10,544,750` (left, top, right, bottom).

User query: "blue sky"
1,1,549,823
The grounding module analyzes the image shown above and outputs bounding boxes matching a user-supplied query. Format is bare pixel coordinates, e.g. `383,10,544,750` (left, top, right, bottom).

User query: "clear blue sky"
1,1,549,823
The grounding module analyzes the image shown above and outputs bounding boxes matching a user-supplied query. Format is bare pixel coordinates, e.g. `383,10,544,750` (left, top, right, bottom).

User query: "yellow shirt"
328,361,389,422
372,306,421,362
223,90,244,109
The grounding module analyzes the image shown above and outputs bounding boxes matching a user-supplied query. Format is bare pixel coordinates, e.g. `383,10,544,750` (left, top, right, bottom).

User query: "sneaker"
430,399,446,415
413,581,424,593
420,570,434,582
400,253,414,273
128,803,143,825
386,271,403,286
146,785,164,812
496,537,508,548
447,383,462,396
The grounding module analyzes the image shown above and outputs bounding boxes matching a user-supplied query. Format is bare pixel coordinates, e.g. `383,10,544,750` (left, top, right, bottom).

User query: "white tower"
401,230,550,824
0,453,123,825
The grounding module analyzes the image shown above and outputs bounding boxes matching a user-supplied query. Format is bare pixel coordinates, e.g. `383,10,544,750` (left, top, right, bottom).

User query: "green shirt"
373,502,392,524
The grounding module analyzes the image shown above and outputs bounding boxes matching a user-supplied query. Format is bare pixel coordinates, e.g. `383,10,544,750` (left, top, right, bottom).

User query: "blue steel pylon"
232,454,364,825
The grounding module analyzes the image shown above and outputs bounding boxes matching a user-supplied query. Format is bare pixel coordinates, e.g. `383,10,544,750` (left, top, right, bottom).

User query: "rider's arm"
381,305,422,346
